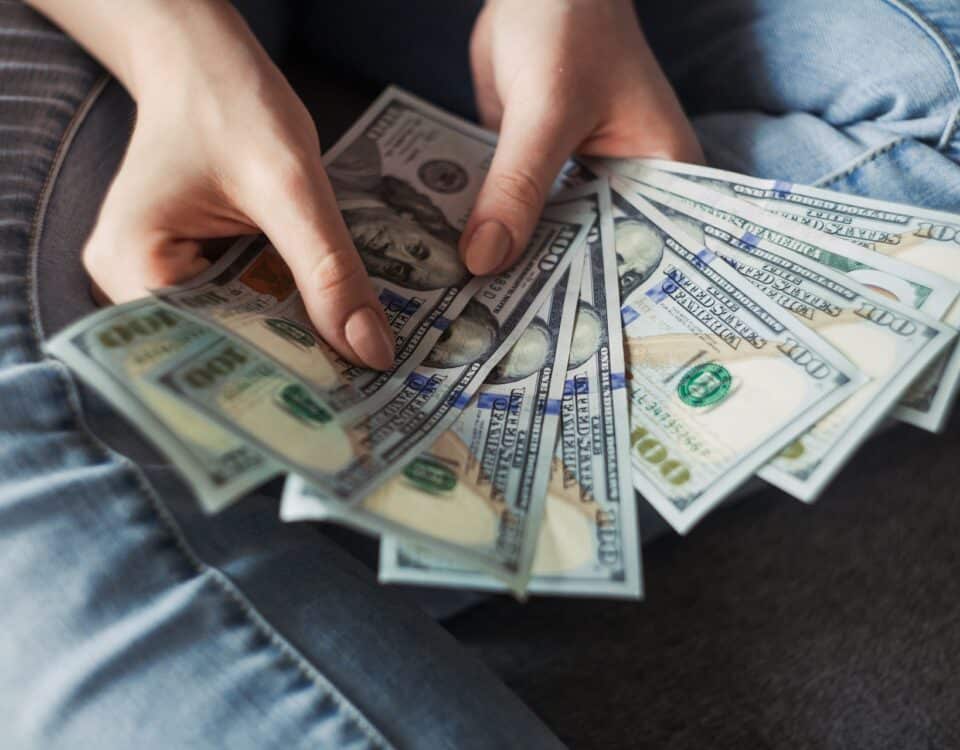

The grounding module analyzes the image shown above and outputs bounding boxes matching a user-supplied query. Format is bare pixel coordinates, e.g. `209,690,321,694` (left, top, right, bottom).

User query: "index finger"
460,104,586,276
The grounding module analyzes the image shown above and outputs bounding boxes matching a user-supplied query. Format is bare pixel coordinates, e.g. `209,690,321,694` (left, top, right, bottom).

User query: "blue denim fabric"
4,0,960,748
640,0,960,209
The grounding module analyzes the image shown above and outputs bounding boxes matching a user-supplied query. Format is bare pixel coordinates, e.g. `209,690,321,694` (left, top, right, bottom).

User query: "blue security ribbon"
695,247,716,267
773,179,793,197
406,372,438,394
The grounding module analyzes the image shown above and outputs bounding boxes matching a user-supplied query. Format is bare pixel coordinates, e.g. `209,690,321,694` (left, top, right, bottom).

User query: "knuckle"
270,155,314,200
307,246,367,298
491,169,545,214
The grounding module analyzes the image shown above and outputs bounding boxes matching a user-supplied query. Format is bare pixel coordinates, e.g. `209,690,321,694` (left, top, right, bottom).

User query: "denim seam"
813,137,907,188
25,75,395,750
880,0,960,151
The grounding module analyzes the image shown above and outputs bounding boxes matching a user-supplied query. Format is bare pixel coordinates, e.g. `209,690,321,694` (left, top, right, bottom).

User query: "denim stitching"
24,73,395,750
880,0,960,151
813,137,906,188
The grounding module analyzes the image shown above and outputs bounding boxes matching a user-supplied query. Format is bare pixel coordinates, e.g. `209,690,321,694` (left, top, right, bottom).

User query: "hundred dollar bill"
380,182,642,597
608,179,863,533
617,169,956,501
148,203,593,508
285,247,583,594
616,159,960,432
44,300,277,512
156,86,508,415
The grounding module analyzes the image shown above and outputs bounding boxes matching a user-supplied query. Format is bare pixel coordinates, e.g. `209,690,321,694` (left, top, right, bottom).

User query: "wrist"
121,0,262,102
25,0,252,98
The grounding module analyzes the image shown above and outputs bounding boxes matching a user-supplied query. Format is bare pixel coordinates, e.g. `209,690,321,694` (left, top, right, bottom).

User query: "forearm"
23,0,260,99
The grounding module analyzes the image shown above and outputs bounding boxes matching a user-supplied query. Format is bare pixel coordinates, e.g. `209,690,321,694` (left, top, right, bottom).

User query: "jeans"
2,1,959,748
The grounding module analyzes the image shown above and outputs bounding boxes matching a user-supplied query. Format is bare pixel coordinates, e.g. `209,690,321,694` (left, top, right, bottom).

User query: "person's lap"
5,0,960,748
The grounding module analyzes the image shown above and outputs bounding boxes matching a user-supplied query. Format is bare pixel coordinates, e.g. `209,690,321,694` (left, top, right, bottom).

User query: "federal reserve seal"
678,363,732,408
418,159,469,194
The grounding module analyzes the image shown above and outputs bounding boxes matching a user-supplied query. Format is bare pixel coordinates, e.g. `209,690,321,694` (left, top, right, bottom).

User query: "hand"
462,0,703,275
54,1,395,370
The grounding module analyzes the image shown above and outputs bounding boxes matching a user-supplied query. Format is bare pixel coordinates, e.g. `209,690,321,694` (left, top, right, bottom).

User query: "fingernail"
345,306,395,371
465,220,512,275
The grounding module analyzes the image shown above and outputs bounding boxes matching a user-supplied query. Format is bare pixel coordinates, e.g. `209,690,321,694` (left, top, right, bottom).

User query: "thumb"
250,162,395,371
460,105,585,275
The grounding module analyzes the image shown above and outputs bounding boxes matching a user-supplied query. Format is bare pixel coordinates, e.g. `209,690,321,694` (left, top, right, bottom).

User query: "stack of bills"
46,88,960,600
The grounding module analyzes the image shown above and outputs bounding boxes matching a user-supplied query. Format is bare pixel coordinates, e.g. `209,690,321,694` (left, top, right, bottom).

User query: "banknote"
149,202,593,509
607,179,863,533
285,243,583,594
617,159,960,432
380,181,643,598
617,169,956,501
156,86,507,415
44,300,278,512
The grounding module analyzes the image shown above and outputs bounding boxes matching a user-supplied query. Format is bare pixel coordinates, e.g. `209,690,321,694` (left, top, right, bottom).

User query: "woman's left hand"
461,0,703,275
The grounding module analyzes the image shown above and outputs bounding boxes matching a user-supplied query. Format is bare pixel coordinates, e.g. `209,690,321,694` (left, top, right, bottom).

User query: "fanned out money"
595,166,957,502
601,158,960,433
283,246,587,594
44,87,960,600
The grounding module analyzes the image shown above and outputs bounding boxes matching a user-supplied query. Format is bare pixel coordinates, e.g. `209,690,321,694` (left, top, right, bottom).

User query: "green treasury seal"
403,455,458,494
678,362,732,407
277,383,332,425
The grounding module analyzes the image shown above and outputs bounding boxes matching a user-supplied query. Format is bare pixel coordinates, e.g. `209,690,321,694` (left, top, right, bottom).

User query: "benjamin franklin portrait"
567,301,604,370
487,318,552,384
327,135,469,290
661,209,707,249
423,299,555,383
423,299,500,369
614,216,665,298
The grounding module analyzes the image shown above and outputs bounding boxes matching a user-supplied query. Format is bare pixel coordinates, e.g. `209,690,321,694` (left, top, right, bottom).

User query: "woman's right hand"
29,0,396,370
